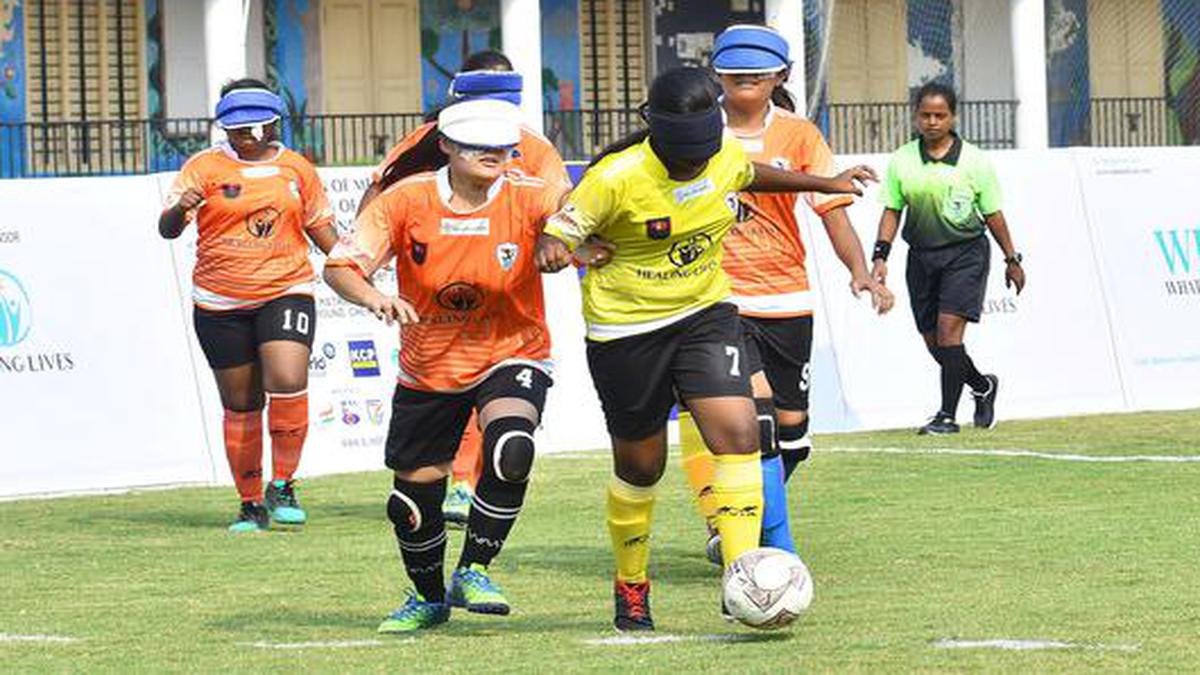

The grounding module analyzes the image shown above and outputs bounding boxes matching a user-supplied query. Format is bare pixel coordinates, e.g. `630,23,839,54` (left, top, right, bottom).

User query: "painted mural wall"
652,0,764,72
1,0,24,177
1046,0,1090,147
1163,0,1200,144
420,0,500,110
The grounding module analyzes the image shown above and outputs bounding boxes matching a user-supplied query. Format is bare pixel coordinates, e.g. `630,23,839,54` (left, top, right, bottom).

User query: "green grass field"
3,410,1199,672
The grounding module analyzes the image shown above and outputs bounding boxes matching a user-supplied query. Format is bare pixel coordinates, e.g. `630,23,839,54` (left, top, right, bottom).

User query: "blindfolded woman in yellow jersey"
535,66,874,632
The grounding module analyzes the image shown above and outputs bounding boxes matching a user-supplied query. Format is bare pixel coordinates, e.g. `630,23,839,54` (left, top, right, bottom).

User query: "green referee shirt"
882,134,1002,249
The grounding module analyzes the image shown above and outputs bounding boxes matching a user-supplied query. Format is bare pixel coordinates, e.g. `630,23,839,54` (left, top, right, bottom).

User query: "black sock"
779,419,810,482
458,417,536,569
961,348,989,392
388,476,447,602
936,345,967,418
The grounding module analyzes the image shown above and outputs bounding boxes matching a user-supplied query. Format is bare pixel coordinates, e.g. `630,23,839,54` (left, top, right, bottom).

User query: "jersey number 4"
515,368,534,390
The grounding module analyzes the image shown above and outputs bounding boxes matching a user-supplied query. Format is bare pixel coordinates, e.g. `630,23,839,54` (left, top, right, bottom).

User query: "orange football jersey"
724,105,853,317
165,143,334,310
328,168,558,392
371,122,571,197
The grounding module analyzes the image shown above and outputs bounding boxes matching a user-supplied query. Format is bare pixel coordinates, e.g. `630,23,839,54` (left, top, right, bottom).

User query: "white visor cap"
437,98,522,148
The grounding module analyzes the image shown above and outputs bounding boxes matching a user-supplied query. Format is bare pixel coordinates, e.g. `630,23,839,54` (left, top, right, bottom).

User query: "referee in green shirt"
871,82,1026,435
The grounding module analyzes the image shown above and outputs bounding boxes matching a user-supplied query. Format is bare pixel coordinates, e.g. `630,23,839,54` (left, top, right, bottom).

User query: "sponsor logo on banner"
341,400,362,425
440,218,489,236
348,340,381,377
391,348,401,368
0,229,20,244
0,269,76,374
982,296,1018,316
496,242,519,271
318,403,337,427
1153,229,1200,297
673,177,714,204
365,399,385,426
309,342,336,376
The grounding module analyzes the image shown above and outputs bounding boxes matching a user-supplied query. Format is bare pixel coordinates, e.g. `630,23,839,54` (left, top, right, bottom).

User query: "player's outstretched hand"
536,233,574,272
367,294,419,326
831,165,878,196
176,187,206,211
851,274,895,315
574,235,617,268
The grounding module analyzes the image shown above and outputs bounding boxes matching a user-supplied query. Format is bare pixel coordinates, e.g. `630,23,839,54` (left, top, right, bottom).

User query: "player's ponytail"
378,127,448,190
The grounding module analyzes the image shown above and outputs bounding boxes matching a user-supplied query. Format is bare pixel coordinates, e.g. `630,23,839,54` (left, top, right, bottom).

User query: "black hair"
378,127,448,190
914,81,958,115
769,72,796,112
588,66,722,169
461,50,513,72
220,77,272,97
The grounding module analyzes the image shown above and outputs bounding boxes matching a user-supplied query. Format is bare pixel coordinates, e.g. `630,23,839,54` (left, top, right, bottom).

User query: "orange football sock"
224,409,264,502
268,390,308,482
452,411,484,489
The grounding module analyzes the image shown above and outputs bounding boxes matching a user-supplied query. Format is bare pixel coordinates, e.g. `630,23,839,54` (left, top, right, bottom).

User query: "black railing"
543,108,644,162
825,100,1018,154
1089,97,1178,147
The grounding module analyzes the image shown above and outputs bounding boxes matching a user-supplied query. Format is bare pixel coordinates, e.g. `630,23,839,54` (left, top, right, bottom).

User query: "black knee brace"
483,416,537,483
387,476,446,535
779,419,811,462
755,398,778,458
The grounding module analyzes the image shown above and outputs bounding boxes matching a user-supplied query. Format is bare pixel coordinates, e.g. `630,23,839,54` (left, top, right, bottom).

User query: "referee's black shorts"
586,302,752,441
905,235,990,334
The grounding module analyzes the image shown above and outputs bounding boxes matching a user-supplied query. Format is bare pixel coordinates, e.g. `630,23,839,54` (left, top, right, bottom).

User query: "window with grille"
25,0,145,174
579,0,645,155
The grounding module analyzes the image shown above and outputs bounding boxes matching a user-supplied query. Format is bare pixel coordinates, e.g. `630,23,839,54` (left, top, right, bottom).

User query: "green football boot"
377,591,451,634
447,563,510,615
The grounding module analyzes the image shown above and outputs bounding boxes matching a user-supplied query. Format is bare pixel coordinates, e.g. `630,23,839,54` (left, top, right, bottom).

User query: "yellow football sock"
678,411,717,525
607,477,657,583
712,452,764,568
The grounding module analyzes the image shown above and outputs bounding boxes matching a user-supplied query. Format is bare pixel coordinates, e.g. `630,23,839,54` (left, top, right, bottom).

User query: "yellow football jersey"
545,136,755,341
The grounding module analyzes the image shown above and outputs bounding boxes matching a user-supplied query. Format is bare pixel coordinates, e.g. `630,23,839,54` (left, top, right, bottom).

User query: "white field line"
0,633,80,644
584,633,759,646
934,638,1140,652
239,639,389,650
823,446,1200,464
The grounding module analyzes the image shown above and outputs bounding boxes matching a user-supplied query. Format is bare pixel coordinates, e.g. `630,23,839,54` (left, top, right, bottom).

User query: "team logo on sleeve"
496,242,520,271
646,217,672,240
411,240,427,264
246,206,280,238
221,183,242,199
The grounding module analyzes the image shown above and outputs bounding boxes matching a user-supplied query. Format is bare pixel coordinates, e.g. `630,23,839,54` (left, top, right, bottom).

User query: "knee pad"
779,420,811,462
483,417,537,483
755,398,778,458
387,477,446,533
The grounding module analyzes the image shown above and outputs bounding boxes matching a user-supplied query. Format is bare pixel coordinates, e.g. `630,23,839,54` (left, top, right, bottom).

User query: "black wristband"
872,240,892,262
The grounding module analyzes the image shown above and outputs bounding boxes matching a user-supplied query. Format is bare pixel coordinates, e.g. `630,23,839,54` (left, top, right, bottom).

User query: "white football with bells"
722,547,813,629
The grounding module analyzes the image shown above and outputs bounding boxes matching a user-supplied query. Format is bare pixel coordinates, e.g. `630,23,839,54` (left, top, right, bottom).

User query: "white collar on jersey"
722,100,776,141
436,166,506,215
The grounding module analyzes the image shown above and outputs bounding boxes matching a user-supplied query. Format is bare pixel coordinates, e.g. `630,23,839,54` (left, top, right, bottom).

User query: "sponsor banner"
801,150,1126,431
0,176,212,497
1074,147,1200,410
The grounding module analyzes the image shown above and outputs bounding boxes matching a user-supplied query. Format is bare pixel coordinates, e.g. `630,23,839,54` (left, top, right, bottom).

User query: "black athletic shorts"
905,235,990,334
384,364,552,472
586,302,752,441
193,294,316,370
741,314,813,412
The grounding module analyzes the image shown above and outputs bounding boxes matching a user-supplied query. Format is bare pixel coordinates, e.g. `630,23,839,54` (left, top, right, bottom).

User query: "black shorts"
741,314,813,412
384,365,552,472
193,294,316,370
905,236,990,334
586,302,752,441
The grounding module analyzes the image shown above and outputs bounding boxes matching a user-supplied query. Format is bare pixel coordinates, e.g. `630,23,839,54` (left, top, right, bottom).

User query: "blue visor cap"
450,71,523,105
215,89,285,129
711,25,790,73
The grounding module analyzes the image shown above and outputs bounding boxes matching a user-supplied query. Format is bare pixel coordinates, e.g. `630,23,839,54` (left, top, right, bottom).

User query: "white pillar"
765,0,807,115
203,0,250,115
501,0,545,134
1010,0,1048,149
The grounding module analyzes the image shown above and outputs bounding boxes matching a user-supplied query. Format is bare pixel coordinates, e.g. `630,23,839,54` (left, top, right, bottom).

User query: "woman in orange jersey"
325,98,593,633
357,51,573,528
159,79,337,533
677,25,894,563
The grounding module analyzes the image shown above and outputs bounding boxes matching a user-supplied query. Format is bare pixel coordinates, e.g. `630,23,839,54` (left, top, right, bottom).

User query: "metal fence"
825,100,1018,154
3,99,1192,178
